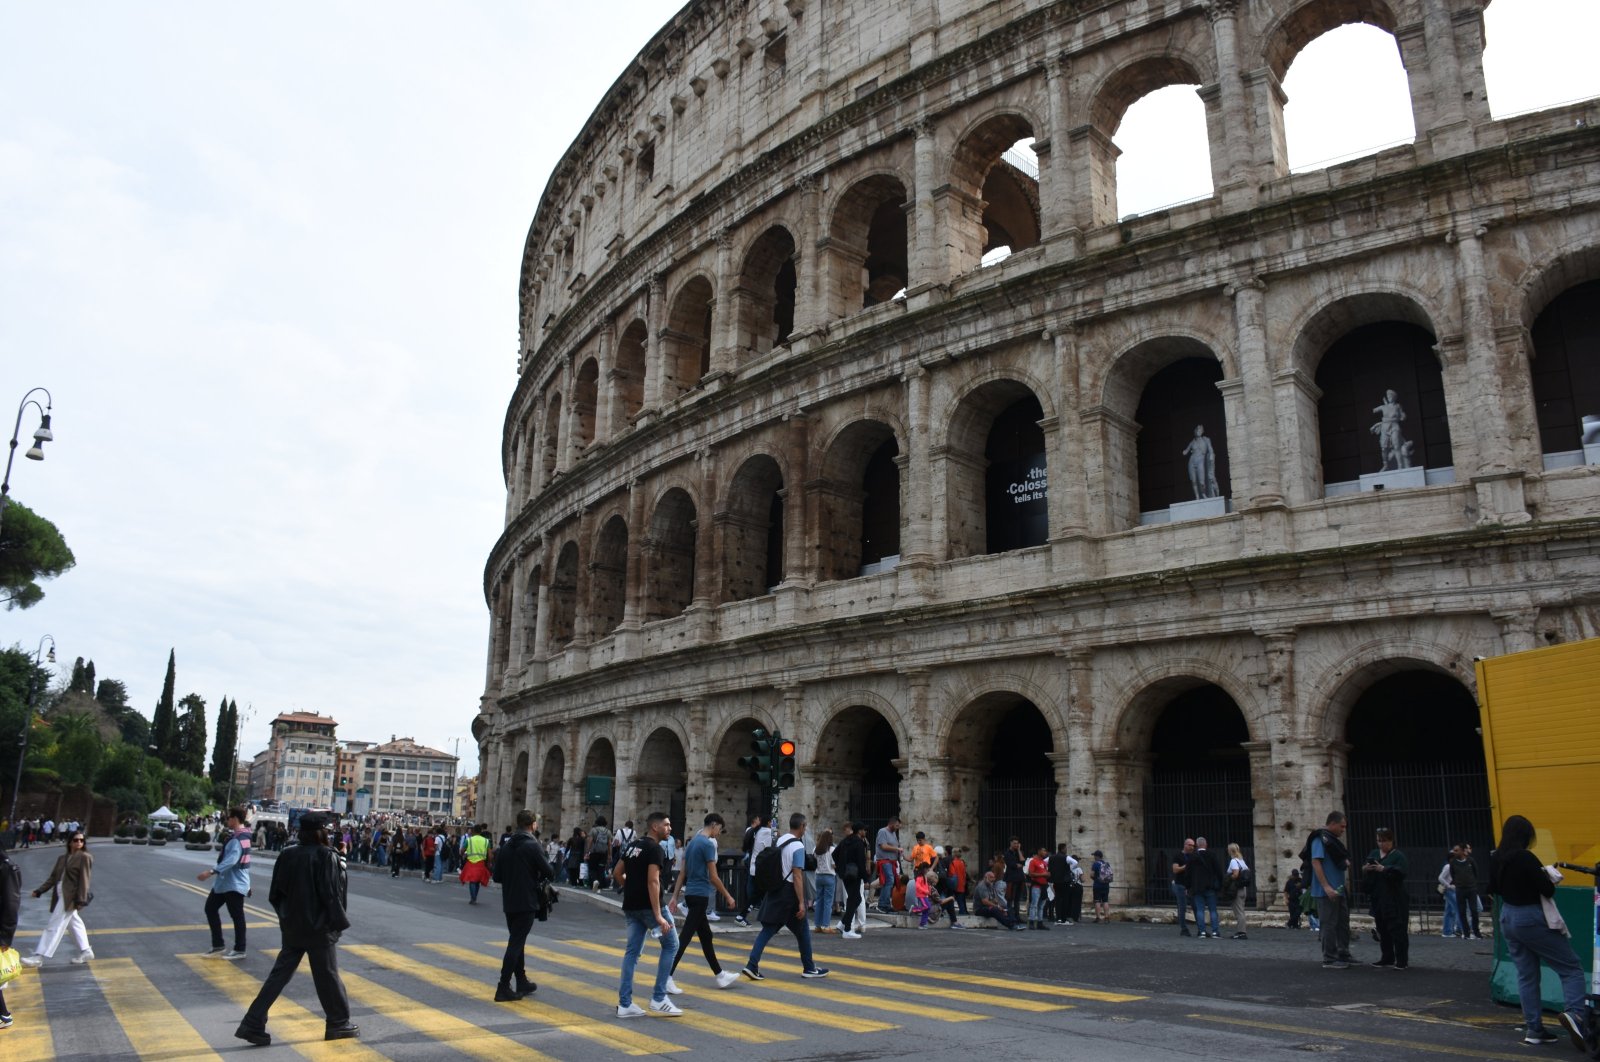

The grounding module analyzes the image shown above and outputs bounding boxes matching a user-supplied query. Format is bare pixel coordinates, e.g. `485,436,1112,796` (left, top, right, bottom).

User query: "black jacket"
0,851,20,950
1187,847,1224,892
269,842,350,950
497,833,555,915
834,835,869,880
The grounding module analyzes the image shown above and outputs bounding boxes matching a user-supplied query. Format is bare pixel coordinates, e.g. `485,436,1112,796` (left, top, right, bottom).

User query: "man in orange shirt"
909,833,936,873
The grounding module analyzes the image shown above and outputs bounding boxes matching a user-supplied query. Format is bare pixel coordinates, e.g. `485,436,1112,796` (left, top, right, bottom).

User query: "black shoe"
515,979,536,996
741,966,764,981
1369,960,1394,968
1523,1027,1559,1045
1559,1011,1588,1051
494,985,523,1002
324,1022,360,1041
1231,932,1248,940
1180,928,1192,937
235,1026,271,1047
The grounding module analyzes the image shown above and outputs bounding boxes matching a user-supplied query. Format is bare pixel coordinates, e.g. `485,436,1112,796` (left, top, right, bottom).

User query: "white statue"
1181,424,1220,500
1369,389,1413,471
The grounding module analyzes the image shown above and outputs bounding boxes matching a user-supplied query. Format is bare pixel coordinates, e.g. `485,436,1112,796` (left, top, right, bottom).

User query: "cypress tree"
209,696,237,783
151,649,178,764
176,692,207,777
83,659,95,696
69,656,87,693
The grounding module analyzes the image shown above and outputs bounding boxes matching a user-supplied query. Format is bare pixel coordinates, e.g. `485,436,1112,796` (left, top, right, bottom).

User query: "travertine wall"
476,0,1600,902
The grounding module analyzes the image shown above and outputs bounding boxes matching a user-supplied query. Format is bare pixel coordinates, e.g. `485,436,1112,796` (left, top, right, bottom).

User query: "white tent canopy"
148,805,180,821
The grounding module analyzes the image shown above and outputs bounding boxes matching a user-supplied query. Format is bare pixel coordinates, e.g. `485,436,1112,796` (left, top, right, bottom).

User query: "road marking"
13,922,275,937
346,944,687,1056
1185,1012,1532,1061
2,966,56,1062
179,952,391,1061
338,966,561,1062
759,944,1147,1002
563,939,984,1023
427,941,803,1041
162,877,278,919
93,957,223,1061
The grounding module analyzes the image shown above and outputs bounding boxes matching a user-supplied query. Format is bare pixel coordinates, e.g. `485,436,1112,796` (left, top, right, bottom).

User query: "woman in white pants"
21,830,94,966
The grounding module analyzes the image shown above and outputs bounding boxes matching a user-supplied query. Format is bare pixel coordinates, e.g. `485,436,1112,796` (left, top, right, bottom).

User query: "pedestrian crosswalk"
3,931,1147,1060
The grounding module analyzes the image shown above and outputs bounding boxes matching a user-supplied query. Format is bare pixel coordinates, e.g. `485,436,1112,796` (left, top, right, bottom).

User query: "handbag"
0,946,20,986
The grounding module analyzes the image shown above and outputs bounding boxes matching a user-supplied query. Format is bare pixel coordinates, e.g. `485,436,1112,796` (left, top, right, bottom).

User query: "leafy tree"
0,500,75,610
95,678,149,746
176,692,208,777
51,712,103,786
69,656,88,693
209,696,238,784
83,659,95,696
0,645,54,802
151,650,177,765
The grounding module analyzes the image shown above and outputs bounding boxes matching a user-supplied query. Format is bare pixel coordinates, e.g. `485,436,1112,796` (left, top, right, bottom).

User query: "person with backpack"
460,824,493,904
198,806,253,960
1223,842,1250,939
738,814,775,926
587,817,612,892
610,821,635,895
1090,850,1114,923
1284,868,1305,929
1305,810,1355,968
741,813,829,981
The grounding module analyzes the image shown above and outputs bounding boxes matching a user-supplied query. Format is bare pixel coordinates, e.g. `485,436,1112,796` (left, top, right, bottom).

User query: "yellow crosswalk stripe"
563,939,985,1023
504,942,898,1035
346,943,687,1056
425,941,800,1043
762,945,1147,1003
162,877,277,920
337,966,561,1062
93,957,223,1060
2,968,56,1062
14,922,275,937
179,952,391,1061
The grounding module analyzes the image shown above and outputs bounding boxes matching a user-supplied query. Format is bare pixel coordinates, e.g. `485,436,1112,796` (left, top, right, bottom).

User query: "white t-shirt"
1228,856,1249,877
748,826,774,873
776,834,804,882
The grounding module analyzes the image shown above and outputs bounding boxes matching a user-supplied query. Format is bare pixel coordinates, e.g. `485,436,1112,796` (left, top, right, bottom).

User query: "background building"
357,737,458,817
455,774,479,820
335,739,375,814
265,711,338,808
477,0,1600,910
247,748,272,802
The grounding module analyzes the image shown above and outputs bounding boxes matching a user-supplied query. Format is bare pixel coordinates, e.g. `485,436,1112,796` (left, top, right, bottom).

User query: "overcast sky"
2,2,1595,778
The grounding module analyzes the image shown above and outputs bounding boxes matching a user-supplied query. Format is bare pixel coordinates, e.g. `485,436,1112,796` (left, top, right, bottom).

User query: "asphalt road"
2,840,1543,1061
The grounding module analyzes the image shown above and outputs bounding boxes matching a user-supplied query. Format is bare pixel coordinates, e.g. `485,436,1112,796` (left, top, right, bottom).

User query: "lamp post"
0,387,55,535
6,634,57,838
225,703,255,810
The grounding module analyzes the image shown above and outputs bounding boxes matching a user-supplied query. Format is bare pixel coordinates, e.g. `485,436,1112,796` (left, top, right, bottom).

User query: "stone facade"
476,0,1600,905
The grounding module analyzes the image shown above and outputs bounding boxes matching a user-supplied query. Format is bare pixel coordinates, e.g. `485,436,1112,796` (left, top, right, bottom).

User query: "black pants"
206,890,247,951
1005,878,1023,920
500,910,535,987
1376,907,1410,966
1456,889,1480,937
241,944,350,1030
671,895,722,976
841,874,862,930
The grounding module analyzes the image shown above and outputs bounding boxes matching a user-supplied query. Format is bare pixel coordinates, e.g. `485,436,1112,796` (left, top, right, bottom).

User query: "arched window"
590,515,629,636
548,542,580,650
723,455,785,601
662,277,714,401
1530,279,1600,465
1282,23,1414,172
949,114,1040,271
1114,84,1212,218
1136,357,1230,519
572,358,599,451
1088,57,1211,226
1483,0,1600,118
645,489,697,621
817,421,901,581
735,226,798,358
984,396,1048,554
1315,321,1452,491
827,175,908,316
612,319,647,433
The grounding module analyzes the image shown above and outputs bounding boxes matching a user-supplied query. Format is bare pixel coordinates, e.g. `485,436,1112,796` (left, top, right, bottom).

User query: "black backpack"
753,836,800,894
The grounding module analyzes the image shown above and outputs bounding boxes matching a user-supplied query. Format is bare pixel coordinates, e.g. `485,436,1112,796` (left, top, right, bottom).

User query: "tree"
51,712,104,786
209,696,238,784
95,678,149,746
151,650,177,765
69,656,88,693
0,500,75,610
0,645,53,802
176,692,208,777
83,660,95,697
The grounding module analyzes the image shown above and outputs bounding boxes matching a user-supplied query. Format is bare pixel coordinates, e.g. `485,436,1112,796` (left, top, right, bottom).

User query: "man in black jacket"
235,813,357,1046
494,808,556,1001
833,822,870,938
1187,837,1224,939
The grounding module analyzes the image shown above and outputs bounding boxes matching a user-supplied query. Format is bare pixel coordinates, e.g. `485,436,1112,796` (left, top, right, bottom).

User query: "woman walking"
1489,814,1590,1049
20,830,94,966
812,830,838,933
1225,843,1250,939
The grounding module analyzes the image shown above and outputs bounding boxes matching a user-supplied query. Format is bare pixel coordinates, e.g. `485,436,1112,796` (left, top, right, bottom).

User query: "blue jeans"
1171,883,1189,930
1500,901,1587,1030
813,875,836,930
619,910,678,1007
1440,889,1459,936
432,852,444,882
876,860,896,910
1190,888,1219,935
746,906,817,973
1028,885,1046,923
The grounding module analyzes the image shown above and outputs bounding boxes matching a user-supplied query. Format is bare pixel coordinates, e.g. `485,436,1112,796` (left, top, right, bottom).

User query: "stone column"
1273,368,1323,506
794,175,823,335
1242,740,1276,909
709,227,737,380
1047,326,1092,571
1417,0,1474,156
1047,750,1073,848
560,722,584,833
620,482,648,637
683,699,714,823
1228,277,1284,508
596,317,617,444
1493,608,1540,655
1039,54,1081,251
1451,225,1512,477
909,118,940,291
691,449,719,610
559,354,578,472
1061,650,1097,851
642,273,666,414
1090,749,1148,907
1202,0,1259,208
898,365,936,568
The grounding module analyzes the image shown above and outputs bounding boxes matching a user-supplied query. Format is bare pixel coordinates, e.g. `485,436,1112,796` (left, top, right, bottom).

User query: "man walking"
668,813,741,989
1309,810,1354,969
873,816,902,913
1187,837,1222,939
742,813,829,981
1171,839,1194,936
492,809,555,1001
234,813,358,1046
615,812,683,1018
198,806,252,959
738,814,775,926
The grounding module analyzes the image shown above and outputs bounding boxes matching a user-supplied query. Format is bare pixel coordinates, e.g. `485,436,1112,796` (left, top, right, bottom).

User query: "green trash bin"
1489,886,1597,1012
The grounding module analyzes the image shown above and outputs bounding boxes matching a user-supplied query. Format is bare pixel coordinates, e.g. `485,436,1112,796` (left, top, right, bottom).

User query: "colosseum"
476,0,1600,907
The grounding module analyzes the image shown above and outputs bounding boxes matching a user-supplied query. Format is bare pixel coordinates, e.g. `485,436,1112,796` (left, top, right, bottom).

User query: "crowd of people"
4,818,84,848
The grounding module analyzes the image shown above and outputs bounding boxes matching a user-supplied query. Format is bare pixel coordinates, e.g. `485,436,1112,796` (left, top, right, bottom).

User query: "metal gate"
977,777,1057,862
846,779,901,835
1143,765,1254,905
1343,759,1492,913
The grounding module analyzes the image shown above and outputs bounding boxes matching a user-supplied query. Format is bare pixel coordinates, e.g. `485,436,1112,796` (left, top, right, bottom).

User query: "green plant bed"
132,838,148,845
113,836,131,844
184,842,211,850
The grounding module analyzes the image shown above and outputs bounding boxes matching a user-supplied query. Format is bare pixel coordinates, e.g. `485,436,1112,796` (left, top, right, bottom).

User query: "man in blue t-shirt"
1310,810,1353,968
667,814,741,989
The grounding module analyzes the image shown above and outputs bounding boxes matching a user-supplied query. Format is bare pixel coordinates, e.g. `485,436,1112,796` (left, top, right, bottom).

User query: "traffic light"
738,728,775,788
776,737,796,790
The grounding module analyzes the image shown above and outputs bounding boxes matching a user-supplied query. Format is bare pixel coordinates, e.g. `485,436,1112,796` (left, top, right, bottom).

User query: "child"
910,862,933,926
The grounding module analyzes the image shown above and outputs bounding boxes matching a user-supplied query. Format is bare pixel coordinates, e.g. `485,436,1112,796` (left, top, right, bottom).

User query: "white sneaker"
663,977,684,996
616,1003,646,1019
715,970,740,989
706,911,722,922
841,931,862,940
648,998,683,1016
71,951,94,965
221,950,246,960
20,955,43,967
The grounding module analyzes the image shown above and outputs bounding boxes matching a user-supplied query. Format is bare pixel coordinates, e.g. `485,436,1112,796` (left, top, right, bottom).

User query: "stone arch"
580,736,617,827
815,418,904,581
1105,659,1264,753
645,486,698,621
941,687,1061,861
943,375,1051,559
811,700,905,831
547,540,580,650
1518,248,1600,458
635,725,688,827
537,744,565,840
661,274,714,402
1085,52,1210,227
510,749,529,808
1515,243,1600,331
612,317,648,433
946,110,1041,274
734,224,799,359
572,357,600,451
1305,641,1478,747
826,171,910,316
720,453,786,601
540,392,563,486
590,513,629,637
1262,0,1405,83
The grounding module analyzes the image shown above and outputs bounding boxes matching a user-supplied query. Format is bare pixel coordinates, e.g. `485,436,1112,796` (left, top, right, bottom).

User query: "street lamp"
0,387,55,535
6,634,57,837
225,703,255,810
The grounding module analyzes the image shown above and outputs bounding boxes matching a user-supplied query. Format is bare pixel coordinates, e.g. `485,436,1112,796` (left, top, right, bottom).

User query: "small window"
637,143,655,188
764,35,787,74
380,772,391,782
